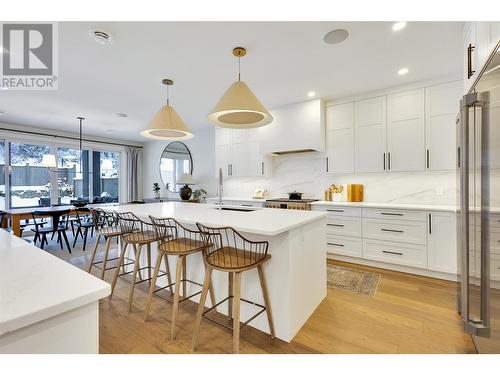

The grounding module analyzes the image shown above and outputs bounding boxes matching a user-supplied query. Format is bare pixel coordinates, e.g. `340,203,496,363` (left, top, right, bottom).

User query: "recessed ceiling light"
398,68,409,76
322,29,349,45
89,29,113,45
307,91,316,98
115,112,128,118
392,22,407,31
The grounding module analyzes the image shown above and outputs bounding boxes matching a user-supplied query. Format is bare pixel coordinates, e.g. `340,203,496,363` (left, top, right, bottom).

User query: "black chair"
72,207,95,252
31,209,72,252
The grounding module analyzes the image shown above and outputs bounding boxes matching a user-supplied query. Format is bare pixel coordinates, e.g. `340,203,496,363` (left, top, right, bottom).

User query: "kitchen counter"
311,201,459,212
106,202,327,342
109,201,326,236
0,229,110,353
206,196,268,203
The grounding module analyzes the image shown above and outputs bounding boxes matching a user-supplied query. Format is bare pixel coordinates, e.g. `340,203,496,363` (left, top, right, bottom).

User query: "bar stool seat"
207,247,271,271
122,230,157,244
192,223,275,354
143,217,216,341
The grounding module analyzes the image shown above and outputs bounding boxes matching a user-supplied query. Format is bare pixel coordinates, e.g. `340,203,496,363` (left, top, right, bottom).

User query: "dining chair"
31,209,72,253
72,207,95,252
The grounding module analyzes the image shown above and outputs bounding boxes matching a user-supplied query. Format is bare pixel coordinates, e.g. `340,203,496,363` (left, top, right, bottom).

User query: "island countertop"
107,202,327,236
0,229,110,337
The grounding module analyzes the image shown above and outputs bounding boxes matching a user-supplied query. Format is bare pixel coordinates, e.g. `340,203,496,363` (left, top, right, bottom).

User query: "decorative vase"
179,185,192,201
332,193,342,202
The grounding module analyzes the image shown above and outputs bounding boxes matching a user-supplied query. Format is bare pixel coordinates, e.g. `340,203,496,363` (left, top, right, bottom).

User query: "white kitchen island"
0,229,110,353
108,202,327,342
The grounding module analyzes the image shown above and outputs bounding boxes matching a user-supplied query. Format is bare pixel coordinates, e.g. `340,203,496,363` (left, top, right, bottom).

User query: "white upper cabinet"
326,102,354,174
215,127,271,178
259,99,325,154
425,81,462,171
355,96,387,173
463,22,500,93
386,89,425,172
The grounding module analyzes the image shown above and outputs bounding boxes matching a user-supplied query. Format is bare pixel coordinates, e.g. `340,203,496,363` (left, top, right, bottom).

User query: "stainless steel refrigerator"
458,40,500,353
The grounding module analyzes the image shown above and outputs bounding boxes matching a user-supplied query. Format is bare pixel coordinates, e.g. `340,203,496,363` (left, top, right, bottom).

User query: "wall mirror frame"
159,141,193,192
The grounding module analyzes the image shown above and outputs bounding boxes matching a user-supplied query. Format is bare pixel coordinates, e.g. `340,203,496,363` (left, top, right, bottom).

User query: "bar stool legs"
257,265,275,338
191,265,213,352
171,255,184,340
110,241,127,299
128,244,142,312
232,272,242,354
191,265,275,354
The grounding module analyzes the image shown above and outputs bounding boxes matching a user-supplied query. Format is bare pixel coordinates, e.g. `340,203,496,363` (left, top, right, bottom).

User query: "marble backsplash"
222,152,461,206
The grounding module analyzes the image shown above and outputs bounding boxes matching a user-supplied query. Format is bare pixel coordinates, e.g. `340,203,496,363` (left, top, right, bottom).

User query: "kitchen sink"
213,207,258,212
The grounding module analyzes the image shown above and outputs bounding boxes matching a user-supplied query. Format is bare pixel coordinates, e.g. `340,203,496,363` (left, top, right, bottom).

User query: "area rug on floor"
327,264,380,297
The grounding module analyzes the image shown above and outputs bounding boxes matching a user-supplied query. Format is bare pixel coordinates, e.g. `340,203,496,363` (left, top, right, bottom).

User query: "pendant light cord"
238,56,241,81
166,83,170,106
78,117,83,174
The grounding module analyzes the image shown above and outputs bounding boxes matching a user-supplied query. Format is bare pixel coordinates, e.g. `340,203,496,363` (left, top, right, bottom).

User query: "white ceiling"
0,21,464,142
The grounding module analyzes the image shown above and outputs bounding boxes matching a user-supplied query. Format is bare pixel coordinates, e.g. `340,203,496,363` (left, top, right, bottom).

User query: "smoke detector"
322,29,349,45
89,29,113,45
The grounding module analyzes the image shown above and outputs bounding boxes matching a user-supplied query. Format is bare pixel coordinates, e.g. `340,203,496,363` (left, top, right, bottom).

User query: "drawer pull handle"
327,209,344,213
382,250,403,256
327,242,344,247
381,228,404,233
241,204,253,207
327,224,345,227
380,212,404,216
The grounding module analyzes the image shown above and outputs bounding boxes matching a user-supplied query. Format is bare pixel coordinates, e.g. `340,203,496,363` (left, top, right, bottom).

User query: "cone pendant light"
141,79,194,140
208,47,273,129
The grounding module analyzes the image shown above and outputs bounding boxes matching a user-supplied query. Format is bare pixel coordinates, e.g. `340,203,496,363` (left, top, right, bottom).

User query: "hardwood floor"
68,252,475,354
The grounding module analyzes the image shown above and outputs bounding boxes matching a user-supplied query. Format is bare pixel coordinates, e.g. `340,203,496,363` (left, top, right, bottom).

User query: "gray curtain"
126,147,142,202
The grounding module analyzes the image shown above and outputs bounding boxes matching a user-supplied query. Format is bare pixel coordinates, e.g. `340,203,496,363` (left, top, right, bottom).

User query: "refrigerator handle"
460,92,491,338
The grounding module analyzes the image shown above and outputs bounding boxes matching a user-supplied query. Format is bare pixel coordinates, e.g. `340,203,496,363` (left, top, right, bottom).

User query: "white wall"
141,127,216,199
222,152,458,205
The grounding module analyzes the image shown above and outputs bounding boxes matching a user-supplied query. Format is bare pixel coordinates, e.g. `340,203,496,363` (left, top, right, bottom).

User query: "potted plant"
192,188,207,203
153,183,161,199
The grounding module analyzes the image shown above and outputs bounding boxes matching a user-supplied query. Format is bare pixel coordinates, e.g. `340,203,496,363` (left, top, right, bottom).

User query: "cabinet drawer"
363,218,427,245
491,255,500,281
363,208,427,222
326,235,362,258
489,214,500,228
363,239,427,268
326,216,361,237
315,205,361,218
490,229,500,255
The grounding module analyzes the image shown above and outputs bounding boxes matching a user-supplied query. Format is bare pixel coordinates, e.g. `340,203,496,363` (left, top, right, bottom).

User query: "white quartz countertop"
0,229,110,336
107,202,326,236
206,197,268,203
311,201,458,212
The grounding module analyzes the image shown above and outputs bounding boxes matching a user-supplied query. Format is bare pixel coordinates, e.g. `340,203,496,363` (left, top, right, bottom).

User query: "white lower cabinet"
363,239,427,268
427,211,458,274
313,204,458,280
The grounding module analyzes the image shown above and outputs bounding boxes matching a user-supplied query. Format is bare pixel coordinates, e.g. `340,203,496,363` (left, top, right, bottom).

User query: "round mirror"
159,142,193,192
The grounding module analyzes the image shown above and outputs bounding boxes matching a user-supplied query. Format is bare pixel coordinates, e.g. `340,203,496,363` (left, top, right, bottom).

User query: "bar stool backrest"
150,216,203,251
117,212,146,233
90,208,117,230
196,223,269,270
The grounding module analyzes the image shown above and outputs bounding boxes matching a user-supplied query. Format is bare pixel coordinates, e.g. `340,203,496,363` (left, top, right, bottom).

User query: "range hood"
258,99,325,155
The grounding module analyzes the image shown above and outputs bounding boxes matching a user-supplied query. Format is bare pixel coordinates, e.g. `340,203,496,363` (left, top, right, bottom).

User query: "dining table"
1,203,119,237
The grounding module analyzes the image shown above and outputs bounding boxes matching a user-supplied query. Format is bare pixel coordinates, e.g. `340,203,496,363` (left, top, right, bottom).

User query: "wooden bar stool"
192,223,275,354
87,208,133,280
109,212,170,312
144,216,216,340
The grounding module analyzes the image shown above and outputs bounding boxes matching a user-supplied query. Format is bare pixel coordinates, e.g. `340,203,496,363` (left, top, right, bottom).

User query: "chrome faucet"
218,167,223,210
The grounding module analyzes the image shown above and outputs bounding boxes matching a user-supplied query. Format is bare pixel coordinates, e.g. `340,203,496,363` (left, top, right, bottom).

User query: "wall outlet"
435,187,444,196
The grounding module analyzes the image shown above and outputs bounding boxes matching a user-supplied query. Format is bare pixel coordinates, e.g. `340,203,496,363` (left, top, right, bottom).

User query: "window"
0,140,5,210
56,147,90,204
9,142,52,208
92,151,119,203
